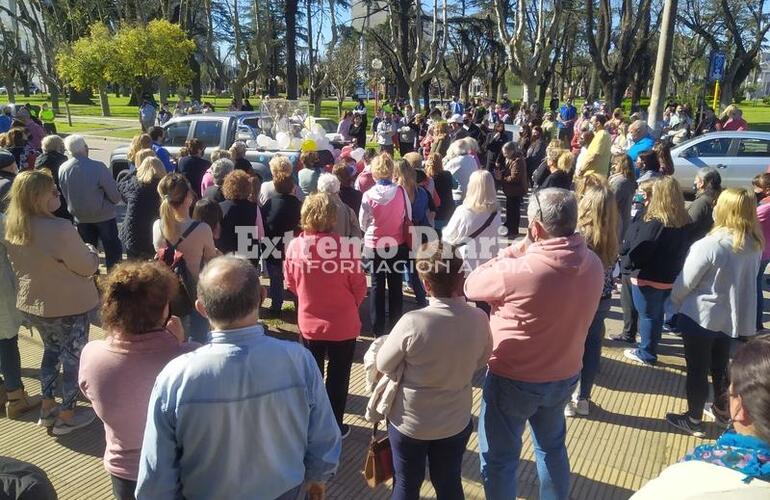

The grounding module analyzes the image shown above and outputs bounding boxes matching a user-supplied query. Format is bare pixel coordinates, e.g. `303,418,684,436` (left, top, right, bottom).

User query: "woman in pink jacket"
284,193,367,438
359,153,410,337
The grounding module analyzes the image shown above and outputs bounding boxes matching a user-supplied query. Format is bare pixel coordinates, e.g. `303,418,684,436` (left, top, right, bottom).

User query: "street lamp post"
371,58,383,116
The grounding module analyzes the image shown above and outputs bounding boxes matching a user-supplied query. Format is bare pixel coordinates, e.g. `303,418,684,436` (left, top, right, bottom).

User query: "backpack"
155,221,200,317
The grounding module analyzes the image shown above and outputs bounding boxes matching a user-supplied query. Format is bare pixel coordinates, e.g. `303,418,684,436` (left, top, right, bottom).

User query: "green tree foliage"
56,19,195,111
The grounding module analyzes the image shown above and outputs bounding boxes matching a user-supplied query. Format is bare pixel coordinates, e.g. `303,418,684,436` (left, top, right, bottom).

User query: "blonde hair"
269,155,293,178
4,170,56,245
301,192,336,233
393,159,417,201
711,187,765,252
575,172,609,200
424,152,443,177
136,157,166,184
127,134,153,163
41,135,64,154
578,184,619,267
556,151,574,173
463,170,498,213
133,148,156,170
612,154,634,181
433,121,448,139
371,153,394,180
644,177,690,228
210,148,232,162
157,173,193,242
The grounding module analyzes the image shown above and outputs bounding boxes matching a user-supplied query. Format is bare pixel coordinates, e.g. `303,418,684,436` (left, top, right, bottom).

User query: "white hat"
448,114,463,124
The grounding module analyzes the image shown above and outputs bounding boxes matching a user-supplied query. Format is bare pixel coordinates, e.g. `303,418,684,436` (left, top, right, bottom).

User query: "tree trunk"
409,82,422,111
719,80,734,109
190,55,202,101
4,77,14,103
312,91,323,118
98,87,111,117
159,78,169,105
336,98,343,118
588,68,599,101
422,79,431,112
521,80,537,105
49,85,60,114
231,81,244,108
537,78,549,110
285,0,298,100
459,81,469,103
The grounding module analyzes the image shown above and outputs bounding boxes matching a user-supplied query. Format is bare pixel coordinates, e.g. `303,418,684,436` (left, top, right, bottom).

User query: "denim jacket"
136,324,341,500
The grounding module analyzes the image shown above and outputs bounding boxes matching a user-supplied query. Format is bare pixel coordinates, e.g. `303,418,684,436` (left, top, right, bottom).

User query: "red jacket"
283,232,367,341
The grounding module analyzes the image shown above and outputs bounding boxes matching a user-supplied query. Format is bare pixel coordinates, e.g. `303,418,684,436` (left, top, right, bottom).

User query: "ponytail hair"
157,173,192,242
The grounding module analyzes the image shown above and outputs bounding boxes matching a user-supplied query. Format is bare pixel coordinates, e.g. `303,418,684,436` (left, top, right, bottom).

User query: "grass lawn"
12,93,770,138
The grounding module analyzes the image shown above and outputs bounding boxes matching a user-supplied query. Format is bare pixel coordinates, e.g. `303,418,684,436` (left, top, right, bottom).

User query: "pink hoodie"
465,233,604,383
284,232,368,341
359,182,410,249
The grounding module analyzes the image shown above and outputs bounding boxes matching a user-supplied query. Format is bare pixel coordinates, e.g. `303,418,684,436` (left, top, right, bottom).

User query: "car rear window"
737,138,770,157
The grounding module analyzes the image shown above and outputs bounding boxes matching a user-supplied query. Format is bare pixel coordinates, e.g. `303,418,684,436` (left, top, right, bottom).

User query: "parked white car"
671,131,770,194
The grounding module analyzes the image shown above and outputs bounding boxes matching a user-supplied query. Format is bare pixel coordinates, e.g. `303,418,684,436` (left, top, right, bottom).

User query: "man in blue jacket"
137,256,341,500
149,126,175,173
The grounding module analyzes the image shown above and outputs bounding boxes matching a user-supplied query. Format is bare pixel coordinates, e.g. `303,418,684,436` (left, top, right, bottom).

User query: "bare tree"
442,13,491,102
385,0,448,109
679,0,770,108
325,40,360,116
493,0,564,105
584,0,656,108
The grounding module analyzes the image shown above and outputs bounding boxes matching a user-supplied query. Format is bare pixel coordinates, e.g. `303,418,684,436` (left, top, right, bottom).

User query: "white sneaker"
574,398,589,416
564,400,577,417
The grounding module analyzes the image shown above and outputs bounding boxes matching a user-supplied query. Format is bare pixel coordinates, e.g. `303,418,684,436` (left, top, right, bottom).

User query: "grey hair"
42,135,64,154
64,134,88,156
527,188,578,238
696,166,722,192
197,255,261,324
629,120,649,135
316,172,340,194
211,158,235,185
502,141,518,156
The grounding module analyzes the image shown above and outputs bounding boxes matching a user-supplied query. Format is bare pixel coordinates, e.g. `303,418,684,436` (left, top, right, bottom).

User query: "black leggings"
679,314,731,421
303,338,356,429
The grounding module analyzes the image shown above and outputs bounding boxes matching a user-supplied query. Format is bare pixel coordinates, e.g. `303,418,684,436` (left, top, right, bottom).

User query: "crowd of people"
0,94,769,500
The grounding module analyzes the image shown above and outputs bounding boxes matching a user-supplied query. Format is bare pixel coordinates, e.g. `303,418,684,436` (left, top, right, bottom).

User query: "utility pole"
647,0,678,132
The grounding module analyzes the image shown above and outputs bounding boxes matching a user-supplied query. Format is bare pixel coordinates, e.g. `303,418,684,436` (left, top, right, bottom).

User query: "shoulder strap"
166,221,201,251
468,212,497,240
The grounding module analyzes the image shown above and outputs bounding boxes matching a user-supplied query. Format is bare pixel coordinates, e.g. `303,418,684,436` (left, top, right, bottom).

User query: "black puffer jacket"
117,172,161,259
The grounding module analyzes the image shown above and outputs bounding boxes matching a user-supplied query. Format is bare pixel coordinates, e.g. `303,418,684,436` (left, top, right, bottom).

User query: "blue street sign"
709,52,726,82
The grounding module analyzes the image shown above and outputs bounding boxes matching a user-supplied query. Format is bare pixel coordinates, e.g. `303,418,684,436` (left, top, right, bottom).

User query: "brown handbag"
363,421,393,488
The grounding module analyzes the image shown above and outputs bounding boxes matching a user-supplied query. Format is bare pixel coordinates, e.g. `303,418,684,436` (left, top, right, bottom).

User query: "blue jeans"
631,285,671,364
757,259,769,330
76,218,123,270
0,336,23,392
23,312,89,410
388,420,473,500
479,371,578,500
578,298,610,400
404,264,427,308
265,259,284,314
183,309,210,344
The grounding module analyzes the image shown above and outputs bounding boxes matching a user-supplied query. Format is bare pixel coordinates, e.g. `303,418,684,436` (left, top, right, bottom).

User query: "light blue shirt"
136,324,341,500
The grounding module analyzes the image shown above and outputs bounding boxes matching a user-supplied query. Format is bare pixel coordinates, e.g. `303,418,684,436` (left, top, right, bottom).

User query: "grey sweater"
59,155,122,223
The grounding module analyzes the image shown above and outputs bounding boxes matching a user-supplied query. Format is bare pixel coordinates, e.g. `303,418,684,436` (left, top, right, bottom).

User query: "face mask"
633,192,645,204
587,123,595,132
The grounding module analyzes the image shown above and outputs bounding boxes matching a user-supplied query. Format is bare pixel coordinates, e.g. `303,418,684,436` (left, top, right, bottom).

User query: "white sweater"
631,461,770,499
671,230,761,337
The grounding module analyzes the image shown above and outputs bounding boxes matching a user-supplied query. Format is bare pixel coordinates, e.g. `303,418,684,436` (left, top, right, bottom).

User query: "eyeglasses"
532,189,543,223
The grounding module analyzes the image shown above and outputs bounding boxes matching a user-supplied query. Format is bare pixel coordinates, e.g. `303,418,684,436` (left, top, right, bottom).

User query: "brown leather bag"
363,422,393,488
